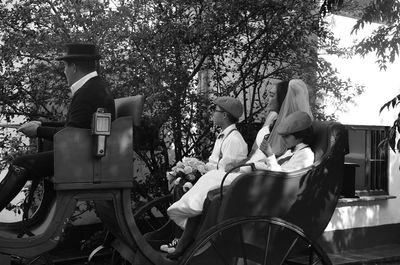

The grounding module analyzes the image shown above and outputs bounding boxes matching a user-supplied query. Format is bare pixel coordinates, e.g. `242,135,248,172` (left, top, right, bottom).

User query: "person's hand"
18,121,41,138
259,137,273,157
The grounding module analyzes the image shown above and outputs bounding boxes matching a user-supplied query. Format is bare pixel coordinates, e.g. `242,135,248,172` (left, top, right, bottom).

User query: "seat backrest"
310,120,349,164
115,95,145,126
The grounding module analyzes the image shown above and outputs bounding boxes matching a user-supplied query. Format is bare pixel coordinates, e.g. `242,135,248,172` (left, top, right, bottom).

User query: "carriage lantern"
91,108,111,157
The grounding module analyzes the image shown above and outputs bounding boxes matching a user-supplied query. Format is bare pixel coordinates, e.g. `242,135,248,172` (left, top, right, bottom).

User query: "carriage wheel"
132,193,177,250
23,178,55,221
132,193,173,233
180,216,332,265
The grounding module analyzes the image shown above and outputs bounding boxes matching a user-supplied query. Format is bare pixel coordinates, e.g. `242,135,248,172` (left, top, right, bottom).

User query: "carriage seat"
53,95,145,190
309,120,349,165
115,95,145,127
198,120,348,241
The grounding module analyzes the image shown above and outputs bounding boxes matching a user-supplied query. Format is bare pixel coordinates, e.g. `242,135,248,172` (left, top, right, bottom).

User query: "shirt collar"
290,142,308,152
217,124,237,139
70,71,98,96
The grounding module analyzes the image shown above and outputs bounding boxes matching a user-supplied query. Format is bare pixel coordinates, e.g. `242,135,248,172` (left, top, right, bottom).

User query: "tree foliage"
0,0,362,194
350,0,400,71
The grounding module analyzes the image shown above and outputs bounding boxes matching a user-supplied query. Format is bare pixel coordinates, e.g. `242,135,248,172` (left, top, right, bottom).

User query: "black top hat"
56,43,101,61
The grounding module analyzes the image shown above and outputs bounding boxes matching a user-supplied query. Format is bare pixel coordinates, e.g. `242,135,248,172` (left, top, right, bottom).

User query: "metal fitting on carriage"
91,108,112,157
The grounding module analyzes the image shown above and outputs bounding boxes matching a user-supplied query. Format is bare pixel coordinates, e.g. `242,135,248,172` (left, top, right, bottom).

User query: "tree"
0,0,362,196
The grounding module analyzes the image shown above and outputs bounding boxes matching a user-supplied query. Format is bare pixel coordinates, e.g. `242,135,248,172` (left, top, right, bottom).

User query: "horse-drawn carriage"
0,96,348,265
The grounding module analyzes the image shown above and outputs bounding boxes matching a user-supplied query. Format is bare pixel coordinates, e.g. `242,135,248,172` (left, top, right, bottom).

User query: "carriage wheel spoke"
308,245,316,265
278,236,299,265
262,223,272,265
312,259,322,265
310,247,322,265
210,238,231,265
143,215,156,230
184,217,332,265
239,224,248,265
156,205,168,217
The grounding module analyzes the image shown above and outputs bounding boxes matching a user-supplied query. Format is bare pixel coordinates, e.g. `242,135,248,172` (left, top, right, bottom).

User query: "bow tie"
278,154,293,165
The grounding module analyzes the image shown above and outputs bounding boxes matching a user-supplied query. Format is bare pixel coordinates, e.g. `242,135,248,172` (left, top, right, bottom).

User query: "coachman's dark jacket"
38,76,115,140
13,75,115,177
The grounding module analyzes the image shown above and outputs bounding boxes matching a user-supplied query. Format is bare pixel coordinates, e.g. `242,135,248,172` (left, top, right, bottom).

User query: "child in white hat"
258,111,314,171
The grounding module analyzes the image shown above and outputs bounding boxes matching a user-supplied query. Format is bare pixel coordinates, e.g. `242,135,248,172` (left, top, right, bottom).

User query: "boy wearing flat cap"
0,43,115,212
206,96,248,171
163,96,247,256
258,111,314,171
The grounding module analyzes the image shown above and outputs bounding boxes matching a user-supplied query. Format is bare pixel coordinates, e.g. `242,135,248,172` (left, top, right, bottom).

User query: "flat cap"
213,96,243,119
277,111,312,135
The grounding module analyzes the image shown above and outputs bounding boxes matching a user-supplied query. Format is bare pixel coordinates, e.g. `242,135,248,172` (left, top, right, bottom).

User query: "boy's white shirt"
206,124,248,171
252,142,314,172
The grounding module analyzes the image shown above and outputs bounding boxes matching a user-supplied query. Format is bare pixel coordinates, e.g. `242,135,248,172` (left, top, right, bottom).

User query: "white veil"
267,79,313,156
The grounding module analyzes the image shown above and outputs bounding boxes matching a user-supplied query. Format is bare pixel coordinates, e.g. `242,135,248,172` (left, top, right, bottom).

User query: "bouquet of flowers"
166,157,207,192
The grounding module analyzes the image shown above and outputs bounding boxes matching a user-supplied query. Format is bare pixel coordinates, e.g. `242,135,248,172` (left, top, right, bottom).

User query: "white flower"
176,168,185,173
184,166,193,174
183,182,193,192
166,172,175,182
197,165,207,174
176,161,184,168
186,174,196,181
174,177,182,185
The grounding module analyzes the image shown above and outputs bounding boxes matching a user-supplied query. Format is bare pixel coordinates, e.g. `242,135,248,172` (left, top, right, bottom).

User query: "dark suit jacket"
37,76,115,140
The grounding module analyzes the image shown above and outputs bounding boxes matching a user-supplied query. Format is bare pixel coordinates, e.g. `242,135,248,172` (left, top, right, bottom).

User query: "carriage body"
0,97,348,265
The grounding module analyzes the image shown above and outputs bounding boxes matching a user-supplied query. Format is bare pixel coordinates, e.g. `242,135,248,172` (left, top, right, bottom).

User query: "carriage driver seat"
0,95,145,260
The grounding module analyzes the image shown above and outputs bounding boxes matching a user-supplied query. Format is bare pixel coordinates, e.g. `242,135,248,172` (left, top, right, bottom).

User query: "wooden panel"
54,117,133,190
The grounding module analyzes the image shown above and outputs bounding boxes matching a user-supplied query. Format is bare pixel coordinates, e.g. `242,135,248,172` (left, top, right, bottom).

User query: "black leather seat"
198,120,348,240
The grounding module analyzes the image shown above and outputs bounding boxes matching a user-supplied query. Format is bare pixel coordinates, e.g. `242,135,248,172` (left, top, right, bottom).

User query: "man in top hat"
258,111,314,171
0,43,115,211
205,96,248,171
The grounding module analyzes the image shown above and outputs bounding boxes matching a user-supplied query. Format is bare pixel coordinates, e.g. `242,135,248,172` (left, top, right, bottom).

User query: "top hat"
56,43,101,61
213,96,243,119
277,111,312,135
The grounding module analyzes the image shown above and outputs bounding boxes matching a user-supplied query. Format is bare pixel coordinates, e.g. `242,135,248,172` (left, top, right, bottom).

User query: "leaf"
379,94,400,113
388,127,396,152
397,139,400,153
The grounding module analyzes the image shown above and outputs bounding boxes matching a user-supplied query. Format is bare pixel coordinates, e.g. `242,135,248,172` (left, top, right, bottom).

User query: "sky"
322,15,400,126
